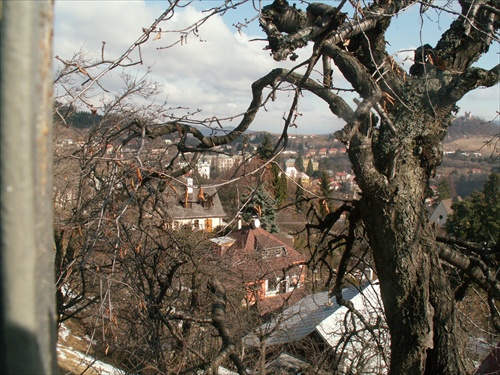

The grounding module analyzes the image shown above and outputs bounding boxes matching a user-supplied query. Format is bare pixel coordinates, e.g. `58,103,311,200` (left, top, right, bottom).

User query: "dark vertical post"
0,0,57,373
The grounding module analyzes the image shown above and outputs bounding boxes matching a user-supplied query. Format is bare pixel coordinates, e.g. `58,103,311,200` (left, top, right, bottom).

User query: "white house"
429,197,462,228
165,179,226,232
285,166,298,179
197,161,211,179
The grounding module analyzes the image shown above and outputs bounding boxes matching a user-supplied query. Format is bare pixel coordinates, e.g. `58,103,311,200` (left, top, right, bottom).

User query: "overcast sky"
53,0,499,135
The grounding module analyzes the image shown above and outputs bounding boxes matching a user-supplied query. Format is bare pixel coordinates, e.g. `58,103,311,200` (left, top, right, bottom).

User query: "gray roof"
209,236,236,246
265,353,330,375
243,281,382,347
316,283,382,347
165,185,226,220
429,197,463,226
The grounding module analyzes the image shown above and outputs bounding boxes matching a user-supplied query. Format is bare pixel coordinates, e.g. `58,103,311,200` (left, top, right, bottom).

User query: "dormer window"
266,278,279,296
200,194,215,209
262,246,287,258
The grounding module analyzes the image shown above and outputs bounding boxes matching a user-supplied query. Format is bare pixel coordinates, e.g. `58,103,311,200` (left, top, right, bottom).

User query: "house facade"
211,221,307,309
429,197,462,228
166,179,226,232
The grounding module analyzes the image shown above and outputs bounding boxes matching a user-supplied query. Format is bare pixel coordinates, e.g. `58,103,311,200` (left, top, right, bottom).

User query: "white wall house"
197,161,211,179
166,181,226,232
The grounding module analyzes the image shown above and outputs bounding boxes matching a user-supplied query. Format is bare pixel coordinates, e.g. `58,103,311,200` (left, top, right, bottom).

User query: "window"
279,280,287,294
205,219,212,232
262,246,287,258
266,278,278,295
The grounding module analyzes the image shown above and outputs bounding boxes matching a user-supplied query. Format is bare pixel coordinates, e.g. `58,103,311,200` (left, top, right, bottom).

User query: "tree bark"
360,190,468,374
349,108,470,373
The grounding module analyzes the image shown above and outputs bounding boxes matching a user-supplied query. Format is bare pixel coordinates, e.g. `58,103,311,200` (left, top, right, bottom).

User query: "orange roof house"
211,221,307,314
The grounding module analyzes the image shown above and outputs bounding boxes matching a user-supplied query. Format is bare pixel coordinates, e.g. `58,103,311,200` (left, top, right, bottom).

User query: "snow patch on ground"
59,323,71,341
57,345,126,375
58,323,126,375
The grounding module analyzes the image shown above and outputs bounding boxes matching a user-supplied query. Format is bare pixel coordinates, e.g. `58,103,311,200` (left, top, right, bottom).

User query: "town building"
197,161,211,179
210,220,307,313
285,166,298,179
165,178,226,232
285,158,296,168
429,197,462,228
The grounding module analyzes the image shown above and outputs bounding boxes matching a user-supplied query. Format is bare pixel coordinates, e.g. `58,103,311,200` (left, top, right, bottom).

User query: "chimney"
184,177,194,207
186,178,193,194
197,186,205,202
365,266,374,281
184,188,189,208
237,217,242,230
325,287,333,306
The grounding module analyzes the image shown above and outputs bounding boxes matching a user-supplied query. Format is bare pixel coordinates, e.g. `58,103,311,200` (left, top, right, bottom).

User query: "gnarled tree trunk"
256,1,499,372
353,119,468,373
347,85,471,373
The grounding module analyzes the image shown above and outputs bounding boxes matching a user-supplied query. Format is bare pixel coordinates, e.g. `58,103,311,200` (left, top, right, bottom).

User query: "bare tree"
52,0,500,374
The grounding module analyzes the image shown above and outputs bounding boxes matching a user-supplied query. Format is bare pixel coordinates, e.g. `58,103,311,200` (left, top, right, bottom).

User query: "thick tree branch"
324,44,381,109
131,68,354,154
156,260,187,305
128,69,279,149
206,278,245,375
273,69,354,120
332,206,360,296
437,65,500,109
488,293,500,332
437,243,500,298
435,0,499,72
260,0,418,62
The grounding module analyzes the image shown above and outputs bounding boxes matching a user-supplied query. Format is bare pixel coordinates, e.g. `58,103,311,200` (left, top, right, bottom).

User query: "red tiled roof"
223,225,306,283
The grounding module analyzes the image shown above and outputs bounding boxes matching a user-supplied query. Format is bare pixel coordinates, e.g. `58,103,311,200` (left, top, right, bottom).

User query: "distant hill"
57,110,498,146
446,116,499,142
